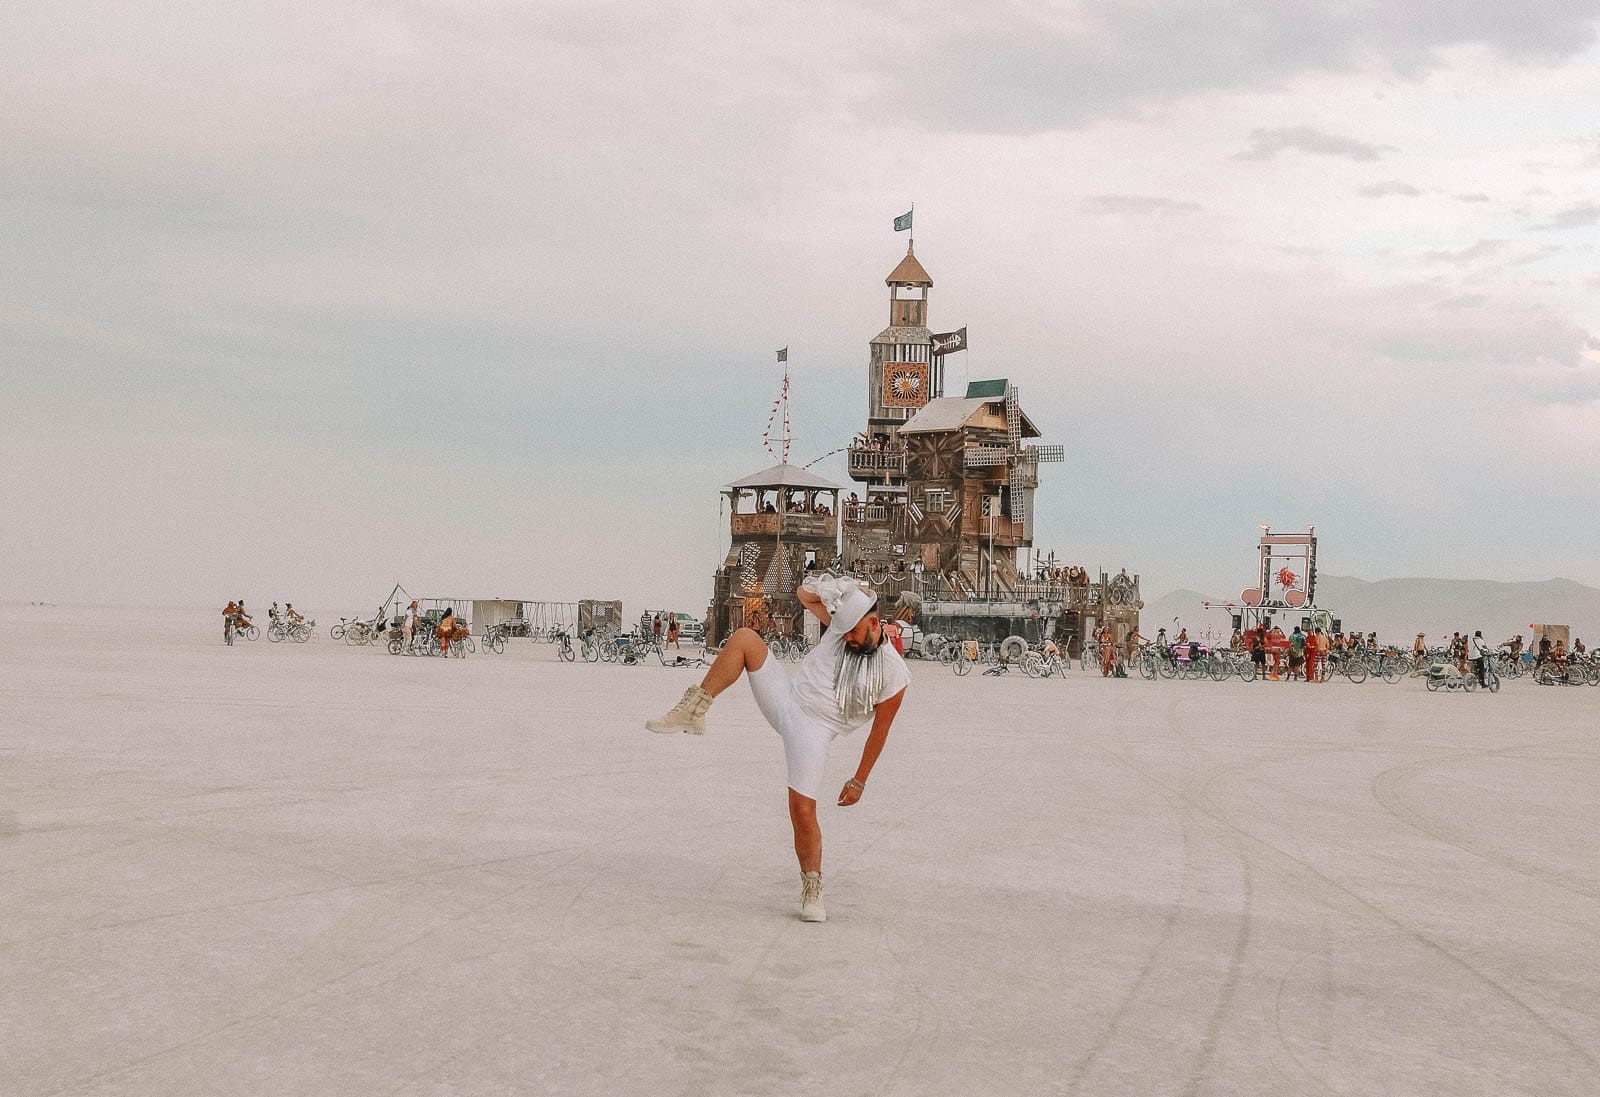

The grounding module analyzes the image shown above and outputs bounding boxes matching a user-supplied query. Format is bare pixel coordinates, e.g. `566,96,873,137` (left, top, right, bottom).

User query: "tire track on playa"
1370,735,1600,903
1115,752,1600,1082
1180,858,1253,1097
1061,695,1249,1096
1268,937,1347,1097
1059,795,1196,1096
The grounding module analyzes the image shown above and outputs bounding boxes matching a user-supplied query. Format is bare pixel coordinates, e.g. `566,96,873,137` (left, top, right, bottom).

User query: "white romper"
745,628,910,800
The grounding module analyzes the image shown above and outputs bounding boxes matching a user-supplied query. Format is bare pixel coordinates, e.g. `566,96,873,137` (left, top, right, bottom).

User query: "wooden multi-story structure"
704,463,840,648
703,239,1142,655
836,241,1142,652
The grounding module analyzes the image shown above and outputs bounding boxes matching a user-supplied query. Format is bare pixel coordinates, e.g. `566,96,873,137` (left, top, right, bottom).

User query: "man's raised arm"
797,582,831,626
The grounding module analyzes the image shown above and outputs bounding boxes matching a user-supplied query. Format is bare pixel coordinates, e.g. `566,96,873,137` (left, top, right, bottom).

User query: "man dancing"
645,575,909,923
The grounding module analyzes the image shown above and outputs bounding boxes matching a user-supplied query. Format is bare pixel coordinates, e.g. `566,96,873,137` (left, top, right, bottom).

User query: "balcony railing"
847,445,906,478
729,512,837,539
842,503,890,523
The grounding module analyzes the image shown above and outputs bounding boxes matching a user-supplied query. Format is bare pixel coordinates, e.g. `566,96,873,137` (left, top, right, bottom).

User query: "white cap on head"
805,574,878,634
832,585,879,635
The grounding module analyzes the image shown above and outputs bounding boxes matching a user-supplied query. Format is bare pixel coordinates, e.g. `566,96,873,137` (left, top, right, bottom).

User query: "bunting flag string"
761,367,791,462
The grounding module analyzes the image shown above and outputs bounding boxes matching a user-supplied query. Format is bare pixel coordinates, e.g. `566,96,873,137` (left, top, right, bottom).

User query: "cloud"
1532,201,1600,229
1232,126,1389,162
1507,244,1567,266
863,0,1600,133
1423,239,1507,264
1453,193,1492,202
1084,194,1202,215
1432,293,1487,310
1357,180,1424,197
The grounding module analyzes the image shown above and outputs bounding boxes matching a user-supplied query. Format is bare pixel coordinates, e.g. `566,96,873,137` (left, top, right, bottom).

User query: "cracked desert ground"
4,605,1597,1097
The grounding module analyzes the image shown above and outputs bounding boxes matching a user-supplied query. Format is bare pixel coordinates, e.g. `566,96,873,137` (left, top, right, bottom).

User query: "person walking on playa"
1304,627,1324,683
666,615,680,651
644,574,910,923
652,613,663,650
403,600,419,653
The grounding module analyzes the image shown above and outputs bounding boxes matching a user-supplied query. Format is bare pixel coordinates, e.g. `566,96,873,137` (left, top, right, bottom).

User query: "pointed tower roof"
885,242,932,287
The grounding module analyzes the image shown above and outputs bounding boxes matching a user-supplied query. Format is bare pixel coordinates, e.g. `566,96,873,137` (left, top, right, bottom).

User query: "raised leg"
700,628,769,698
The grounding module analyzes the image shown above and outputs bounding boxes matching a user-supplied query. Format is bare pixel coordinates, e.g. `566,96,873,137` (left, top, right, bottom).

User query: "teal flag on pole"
893,209,913,232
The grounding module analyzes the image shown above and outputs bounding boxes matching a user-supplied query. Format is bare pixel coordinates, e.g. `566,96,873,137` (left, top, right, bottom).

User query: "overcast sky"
4,1,1598,614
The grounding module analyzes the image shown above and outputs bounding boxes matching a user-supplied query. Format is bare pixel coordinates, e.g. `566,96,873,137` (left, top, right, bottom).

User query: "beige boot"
799,871,826,922
645,684,713,735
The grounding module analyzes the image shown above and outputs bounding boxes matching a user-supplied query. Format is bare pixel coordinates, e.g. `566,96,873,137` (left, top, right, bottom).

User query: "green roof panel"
964,378,1008,398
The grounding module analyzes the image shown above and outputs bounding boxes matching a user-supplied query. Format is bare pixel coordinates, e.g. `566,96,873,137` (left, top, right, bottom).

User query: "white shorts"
747,657,830,801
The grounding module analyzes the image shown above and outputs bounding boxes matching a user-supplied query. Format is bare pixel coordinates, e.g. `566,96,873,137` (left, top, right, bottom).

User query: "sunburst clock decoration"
883,362,929,408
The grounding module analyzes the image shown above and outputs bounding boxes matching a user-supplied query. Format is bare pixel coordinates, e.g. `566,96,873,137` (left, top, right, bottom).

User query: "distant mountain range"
1142,575,1600,645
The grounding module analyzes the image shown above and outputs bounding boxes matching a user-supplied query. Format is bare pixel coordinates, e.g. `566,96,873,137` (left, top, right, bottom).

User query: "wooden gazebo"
704,462,841,647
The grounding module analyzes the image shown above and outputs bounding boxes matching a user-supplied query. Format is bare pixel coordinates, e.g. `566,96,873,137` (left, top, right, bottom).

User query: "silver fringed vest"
833,648,890,723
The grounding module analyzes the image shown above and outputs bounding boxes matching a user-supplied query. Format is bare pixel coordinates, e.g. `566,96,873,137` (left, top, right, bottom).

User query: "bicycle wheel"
582,641,598,663
1381,662,1403,684
1426,676,1440,691
1207,658,1229,682
292,625,311,643
330,624,345,640
1021,653,1043,678
1157,657,1178,680
268,624,284,643
1486,672,1500,693
559,642,575,662
1345,660,1368,683
953,654,972,676
243,625,259,641
1138,655,1157,680
387,637,403,655
1464,674,1479,692
490,635,505,654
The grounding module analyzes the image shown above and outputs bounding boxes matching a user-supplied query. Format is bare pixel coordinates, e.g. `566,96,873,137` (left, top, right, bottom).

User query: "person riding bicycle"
1470,630,1493,686
285,603,304,625
223,600,239,644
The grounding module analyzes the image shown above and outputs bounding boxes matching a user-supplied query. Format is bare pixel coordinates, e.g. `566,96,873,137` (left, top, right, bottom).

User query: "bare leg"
787,788,821,874
700,628,769,697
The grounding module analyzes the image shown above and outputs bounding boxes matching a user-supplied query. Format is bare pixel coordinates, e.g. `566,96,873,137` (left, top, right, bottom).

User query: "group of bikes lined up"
568,627,713,669
929,636,1600,692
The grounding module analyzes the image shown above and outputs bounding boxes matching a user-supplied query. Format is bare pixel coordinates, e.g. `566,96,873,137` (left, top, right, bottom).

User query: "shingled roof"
885,243,932,287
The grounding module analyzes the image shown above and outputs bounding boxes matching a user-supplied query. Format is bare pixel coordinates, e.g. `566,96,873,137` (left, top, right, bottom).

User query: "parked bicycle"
552,627,576,662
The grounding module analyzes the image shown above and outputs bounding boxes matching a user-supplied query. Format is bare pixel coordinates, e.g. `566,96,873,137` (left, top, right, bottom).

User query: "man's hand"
837,778,864,807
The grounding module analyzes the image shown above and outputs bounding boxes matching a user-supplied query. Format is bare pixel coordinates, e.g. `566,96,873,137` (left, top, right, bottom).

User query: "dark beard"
846,632,882,656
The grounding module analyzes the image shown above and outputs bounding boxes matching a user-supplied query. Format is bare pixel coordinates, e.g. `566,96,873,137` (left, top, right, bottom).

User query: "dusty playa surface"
3,605,1597,1096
